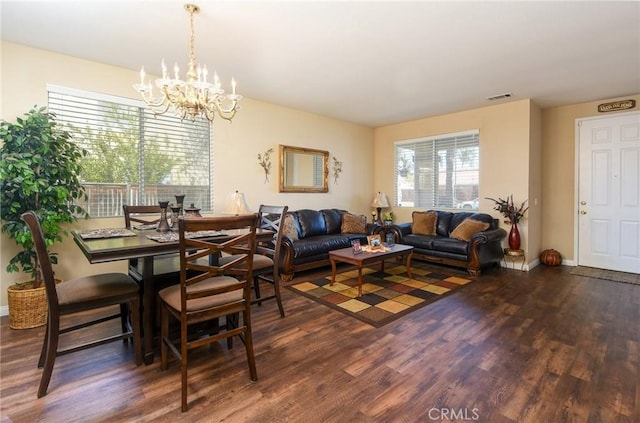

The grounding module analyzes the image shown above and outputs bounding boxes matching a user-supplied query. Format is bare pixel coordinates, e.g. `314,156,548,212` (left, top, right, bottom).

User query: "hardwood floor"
1,264,638,422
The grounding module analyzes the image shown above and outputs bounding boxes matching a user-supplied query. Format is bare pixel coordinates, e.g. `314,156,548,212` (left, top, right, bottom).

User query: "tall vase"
170,206,181,228
157,201,171,233
508,223,521,250
175,194,185,217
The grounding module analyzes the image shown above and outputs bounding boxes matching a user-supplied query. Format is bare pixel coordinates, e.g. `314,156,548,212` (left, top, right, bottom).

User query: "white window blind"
48,86,211,218
395,130,480,209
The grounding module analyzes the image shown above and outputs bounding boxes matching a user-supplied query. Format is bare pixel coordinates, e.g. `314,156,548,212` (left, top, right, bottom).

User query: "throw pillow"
449,218,490,242
281,213,299,241
341,213,367,234
412,211,437,236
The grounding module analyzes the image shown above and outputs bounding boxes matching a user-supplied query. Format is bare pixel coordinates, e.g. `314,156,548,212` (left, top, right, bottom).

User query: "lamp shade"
225,190,250,215
371,192,390,208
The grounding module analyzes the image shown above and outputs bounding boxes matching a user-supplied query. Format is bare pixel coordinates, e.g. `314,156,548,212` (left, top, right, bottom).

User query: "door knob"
580,210,587,215
580,201,587,205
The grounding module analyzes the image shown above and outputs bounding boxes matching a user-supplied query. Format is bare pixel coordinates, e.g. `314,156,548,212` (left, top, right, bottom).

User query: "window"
48,85,211,218
395,130,479,209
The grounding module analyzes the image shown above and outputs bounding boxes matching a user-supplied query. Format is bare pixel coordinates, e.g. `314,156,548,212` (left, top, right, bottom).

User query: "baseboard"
0,305,8,317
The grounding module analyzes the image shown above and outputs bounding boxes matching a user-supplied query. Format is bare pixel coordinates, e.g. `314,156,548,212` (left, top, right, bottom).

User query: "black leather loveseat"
280,208,378,280
389,210,506,275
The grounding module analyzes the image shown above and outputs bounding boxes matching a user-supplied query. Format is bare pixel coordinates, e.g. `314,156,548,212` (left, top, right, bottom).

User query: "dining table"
72,224,274,364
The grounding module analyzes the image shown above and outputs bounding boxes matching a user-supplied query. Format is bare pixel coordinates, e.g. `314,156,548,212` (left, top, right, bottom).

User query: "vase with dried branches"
486,194,529,250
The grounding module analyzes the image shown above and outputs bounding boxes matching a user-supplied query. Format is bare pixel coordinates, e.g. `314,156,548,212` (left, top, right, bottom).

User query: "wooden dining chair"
219,205,288,317
122,204,181,282
158,214,259,412
122,204,196,334
21,211,142,398
250,205,288,317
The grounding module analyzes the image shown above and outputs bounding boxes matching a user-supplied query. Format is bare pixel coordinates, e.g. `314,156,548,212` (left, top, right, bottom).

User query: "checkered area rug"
287,263,475,327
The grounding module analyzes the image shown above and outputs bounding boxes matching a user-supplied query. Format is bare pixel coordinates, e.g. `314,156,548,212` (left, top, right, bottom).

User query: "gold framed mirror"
279,145,329,193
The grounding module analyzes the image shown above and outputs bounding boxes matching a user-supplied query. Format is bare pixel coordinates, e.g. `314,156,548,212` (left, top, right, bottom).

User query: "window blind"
394,130,479,209
48,85,211,218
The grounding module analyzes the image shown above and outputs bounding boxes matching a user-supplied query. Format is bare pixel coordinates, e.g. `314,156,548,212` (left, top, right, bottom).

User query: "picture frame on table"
351,240,362,254
367,234,383,250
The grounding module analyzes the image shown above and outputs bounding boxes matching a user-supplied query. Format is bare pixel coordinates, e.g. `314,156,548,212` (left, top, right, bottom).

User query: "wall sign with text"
597,100,636,113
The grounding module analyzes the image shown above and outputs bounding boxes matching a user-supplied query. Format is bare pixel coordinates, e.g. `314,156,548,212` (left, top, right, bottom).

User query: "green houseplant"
1,106,88,328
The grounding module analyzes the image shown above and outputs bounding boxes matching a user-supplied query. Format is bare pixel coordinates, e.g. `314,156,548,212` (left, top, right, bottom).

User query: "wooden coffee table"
329,244,414,296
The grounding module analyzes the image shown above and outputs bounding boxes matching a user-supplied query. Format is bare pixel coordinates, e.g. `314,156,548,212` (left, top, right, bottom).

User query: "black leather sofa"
280,208,378,280
389,210,506,275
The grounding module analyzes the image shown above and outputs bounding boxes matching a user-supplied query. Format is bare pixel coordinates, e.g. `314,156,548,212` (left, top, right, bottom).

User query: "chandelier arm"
139,91,171,112
208,94,240,111
202,106,215,122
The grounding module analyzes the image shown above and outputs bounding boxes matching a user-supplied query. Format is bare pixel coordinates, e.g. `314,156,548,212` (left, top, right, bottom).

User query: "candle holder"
175,194,185,217
170,206,182,228
157,201,171,232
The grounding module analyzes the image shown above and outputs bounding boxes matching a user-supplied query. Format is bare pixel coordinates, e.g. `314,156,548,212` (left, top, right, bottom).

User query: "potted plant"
382,211,394,226
1,106,88,329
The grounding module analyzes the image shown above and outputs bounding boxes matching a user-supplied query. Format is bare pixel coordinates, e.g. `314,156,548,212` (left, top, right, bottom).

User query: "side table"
374,223,396,246
504,248,526,271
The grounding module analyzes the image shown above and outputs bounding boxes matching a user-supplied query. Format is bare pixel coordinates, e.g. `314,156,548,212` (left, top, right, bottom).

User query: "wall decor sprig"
258,148,274,183
332,156,343,184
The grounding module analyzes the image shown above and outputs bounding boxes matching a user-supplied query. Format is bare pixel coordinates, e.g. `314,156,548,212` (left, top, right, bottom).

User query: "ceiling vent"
486,93,512,101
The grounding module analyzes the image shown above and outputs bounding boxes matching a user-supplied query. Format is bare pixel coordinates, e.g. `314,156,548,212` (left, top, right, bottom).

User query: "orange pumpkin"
540,249,562,266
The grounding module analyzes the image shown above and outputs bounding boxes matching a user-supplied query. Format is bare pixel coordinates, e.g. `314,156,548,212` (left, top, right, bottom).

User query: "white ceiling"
2,0,639,127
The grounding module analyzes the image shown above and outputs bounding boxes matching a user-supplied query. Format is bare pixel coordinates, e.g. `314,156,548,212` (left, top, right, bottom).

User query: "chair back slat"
256,205,288,271
178,214,258,310
20,211,60,316
122,205,161,228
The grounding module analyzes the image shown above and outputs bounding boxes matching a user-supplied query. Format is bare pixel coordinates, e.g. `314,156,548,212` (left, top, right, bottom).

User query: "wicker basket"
7,282,48,329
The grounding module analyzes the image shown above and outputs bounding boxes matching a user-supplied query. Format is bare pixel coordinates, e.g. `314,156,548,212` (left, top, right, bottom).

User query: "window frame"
394,130,480,210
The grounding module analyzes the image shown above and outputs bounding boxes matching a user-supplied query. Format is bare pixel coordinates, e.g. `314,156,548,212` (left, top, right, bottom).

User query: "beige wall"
541,94,640,263
374,99,536,260
2,41,638,311
374,94,640,267
0,42,374,310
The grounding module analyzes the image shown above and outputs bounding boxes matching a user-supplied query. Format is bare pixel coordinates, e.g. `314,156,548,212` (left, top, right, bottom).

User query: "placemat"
79,228,136,239
146,230,226,243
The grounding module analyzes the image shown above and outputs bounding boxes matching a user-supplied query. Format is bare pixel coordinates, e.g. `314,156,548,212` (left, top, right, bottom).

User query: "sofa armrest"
389,222,412,241
279,236,296,278
366,223,382,235
470,228,507,244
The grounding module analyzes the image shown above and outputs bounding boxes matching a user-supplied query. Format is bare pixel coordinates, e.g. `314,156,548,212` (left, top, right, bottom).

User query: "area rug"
570,266,640,285
287,263,474,328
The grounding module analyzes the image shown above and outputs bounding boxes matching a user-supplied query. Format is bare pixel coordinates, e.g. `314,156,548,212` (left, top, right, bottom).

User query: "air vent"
486,93,512,101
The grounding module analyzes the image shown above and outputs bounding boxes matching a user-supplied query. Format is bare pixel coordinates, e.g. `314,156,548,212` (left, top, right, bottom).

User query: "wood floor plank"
1,264,639,422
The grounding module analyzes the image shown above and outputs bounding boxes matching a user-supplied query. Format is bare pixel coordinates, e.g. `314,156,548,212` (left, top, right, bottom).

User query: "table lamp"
371,192,389,224
225,190,251,215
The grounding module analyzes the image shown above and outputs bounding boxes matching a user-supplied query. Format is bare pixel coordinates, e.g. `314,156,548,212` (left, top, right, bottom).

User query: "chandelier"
133,4,241,122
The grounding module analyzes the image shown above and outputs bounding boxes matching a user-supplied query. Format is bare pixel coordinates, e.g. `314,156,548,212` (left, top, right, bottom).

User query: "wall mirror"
279,145,329,193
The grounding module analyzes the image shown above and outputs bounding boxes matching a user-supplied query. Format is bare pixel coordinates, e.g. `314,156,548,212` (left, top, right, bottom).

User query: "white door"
577,112,640,273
